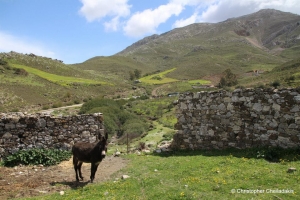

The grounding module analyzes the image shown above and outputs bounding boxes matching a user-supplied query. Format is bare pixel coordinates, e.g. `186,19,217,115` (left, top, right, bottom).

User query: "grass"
23,148,300,200
139,68,211,86
11,64,110,86
187,79,211,85
140,68,179,84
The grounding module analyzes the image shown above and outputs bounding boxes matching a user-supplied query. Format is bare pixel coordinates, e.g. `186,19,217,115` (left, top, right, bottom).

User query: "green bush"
123,119,148,136
80,98,149,139
271,80,281,88
0,59,7,66
74,99,81,104
3,148,72,167
218,69,238,88
79,98,122,114
52,102,63,108
14,68,28,76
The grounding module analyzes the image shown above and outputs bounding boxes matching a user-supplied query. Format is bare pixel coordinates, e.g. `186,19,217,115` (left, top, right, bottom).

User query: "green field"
140,68,211,85
11,64,110,86
188,79,211,85
24,148,300,200
139,68,179,84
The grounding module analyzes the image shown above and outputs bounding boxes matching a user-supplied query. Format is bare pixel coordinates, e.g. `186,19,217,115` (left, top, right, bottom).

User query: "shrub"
123,120,148,136
74,99,80,104
218,69,238,88
42,105,50,110
271,80,281,88
0,59,8,65
3,148,72,167
52,102,63,108
14,68,28,76
81,98,148,138
162,131,175,141
151,75,162,80
11,108,19,112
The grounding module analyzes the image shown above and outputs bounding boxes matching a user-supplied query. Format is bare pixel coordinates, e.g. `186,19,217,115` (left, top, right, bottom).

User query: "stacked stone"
172,88,300,150
0,112,104,158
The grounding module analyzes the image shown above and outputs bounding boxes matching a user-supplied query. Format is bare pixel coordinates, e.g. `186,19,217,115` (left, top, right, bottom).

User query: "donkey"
72,131,108,183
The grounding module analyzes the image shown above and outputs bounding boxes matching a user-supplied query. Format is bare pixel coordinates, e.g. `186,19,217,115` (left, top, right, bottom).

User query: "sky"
1,0,300,64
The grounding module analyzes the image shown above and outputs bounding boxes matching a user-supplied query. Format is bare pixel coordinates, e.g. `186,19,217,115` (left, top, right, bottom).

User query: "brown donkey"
72,131,108,183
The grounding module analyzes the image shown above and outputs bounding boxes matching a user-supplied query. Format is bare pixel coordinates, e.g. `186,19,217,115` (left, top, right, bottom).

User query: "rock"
114,152,121,157
2,133,12,139
155,149,162,153
121,175,130,179
287,168,296,173
142,149,151,153
59,191,65,195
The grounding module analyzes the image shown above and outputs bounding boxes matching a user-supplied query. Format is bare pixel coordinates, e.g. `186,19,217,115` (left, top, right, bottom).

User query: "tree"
218,69,238,88
129,69,142,81
134,69,141,79
129,71,135,81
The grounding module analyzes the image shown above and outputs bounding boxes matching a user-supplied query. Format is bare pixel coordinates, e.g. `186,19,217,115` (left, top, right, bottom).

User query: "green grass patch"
11,64,110,86
140,68,179,84
188,79,211,85
24,148,300,200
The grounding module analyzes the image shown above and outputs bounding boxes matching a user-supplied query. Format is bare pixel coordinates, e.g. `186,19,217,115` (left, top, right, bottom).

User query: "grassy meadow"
139,68,179,84
139,68,212,86
11,64,110,86
24,148,300,200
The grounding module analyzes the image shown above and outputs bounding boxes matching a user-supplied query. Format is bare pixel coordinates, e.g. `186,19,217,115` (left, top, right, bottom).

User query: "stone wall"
0,112,104,158
171,88,300,150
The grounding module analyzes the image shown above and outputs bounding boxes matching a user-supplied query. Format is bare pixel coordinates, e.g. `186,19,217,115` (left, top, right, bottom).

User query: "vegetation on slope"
11,64,110,86
79,98,149,142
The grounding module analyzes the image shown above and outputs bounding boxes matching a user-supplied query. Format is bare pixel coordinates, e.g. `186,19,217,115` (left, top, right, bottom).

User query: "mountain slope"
0,52,121,112
115,9,300,80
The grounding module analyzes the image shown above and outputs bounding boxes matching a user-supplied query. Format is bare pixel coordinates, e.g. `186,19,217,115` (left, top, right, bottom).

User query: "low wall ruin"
0,112,104,158
171,88,300,150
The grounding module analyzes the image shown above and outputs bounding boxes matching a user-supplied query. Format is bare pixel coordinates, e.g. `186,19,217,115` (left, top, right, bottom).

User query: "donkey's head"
99,132,108,157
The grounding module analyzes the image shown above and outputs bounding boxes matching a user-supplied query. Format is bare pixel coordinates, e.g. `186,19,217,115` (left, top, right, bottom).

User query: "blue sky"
1,0,300,64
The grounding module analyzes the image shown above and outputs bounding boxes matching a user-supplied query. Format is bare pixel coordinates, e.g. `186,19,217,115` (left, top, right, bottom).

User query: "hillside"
0,52,131,112
1,9,300,112
115,9,300,80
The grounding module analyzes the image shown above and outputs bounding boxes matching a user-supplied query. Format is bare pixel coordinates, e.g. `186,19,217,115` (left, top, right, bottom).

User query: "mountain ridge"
117,9,300,57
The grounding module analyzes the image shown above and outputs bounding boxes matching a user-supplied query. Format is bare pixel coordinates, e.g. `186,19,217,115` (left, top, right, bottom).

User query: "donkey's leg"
78,161,84,180
90,162,100,183
73,156,80,182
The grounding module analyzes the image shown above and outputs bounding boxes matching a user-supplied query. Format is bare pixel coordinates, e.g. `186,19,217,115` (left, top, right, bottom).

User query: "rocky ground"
0,156,128,199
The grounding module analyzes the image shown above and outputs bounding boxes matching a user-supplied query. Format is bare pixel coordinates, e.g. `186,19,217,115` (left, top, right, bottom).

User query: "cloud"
79,0,131,24
0,31,55,58
104,17,121,31
173,12,199,28
80,0,300,37
123,2,184,37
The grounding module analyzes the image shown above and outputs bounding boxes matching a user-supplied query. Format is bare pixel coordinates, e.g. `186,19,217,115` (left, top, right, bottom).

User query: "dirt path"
38,104,83,115
0,156,128,199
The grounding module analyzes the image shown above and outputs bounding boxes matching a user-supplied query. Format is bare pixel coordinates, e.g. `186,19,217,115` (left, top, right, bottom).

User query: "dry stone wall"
0,112,104,158
171,88,300,150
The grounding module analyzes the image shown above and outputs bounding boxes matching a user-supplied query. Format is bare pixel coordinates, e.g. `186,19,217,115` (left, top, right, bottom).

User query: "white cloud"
80,0,300,37
0,31,55,58
79,0,131,25
104,17,121,31
123,3,184,37
198,0,300,23
173,12,199,28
